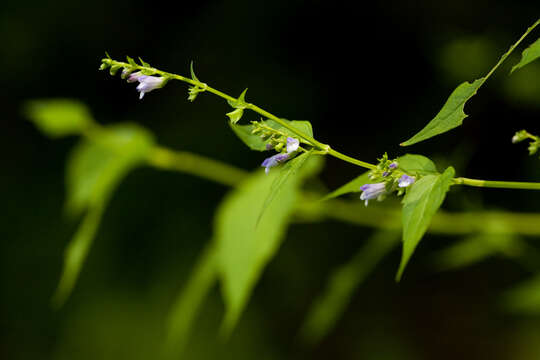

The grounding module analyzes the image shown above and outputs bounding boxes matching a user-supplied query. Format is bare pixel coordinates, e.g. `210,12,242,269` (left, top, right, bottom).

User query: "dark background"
2,0,540,359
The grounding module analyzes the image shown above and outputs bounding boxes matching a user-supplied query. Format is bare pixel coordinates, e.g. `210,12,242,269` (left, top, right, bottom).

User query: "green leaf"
320,171,370,201
51,202,105,307
138,57,151,67
229,119,313,150
126,56,136,66
166,243,218,356
226,89,249,124
54,123,154,305
511,37,540,73
300,231,399,344
257,151,313,225
190,61,200,81
397,166,455,281
397,154,438,175
25,99,95,138
215,155,322,335
502,275,540,314
401,79,484,146
66,123,154,215
226,108,244,124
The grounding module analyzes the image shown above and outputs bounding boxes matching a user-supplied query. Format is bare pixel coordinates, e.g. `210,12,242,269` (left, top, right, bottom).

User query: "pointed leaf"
166,243,218,356
51,202,105,307
54,123,154,305
512,37,540,73
25,99,95,138
401,79,484,146
65,123,154,215
320,171,370,201
226,108,244,124
190,61,200,81
126,56,136,66
397,166,455,280
300,231,399,344
216,155,323,335
257,151,313,225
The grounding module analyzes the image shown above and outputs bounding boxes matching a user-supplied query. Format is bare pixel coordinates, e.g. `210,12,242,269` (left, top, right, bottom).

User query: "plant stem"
483,18,540,81
106,59,377,170
145,146,540,235
453,177,540,190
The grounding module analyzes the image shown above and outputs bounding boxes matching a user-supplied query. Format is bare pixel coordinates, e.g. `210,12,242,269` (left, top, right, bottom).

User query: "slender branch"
145,145,540,235
104,59,377,170
453,177,540,190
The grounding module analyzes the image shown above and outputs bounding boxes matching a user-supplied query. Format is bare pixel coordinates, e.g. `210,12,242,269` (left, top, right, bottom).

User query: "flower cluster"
359,154,416,206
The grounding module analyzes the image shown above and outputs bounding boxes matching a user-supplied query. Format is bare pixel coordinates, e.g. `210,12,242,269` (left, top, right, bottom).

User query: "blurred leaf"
300,231,399,344
433,233,523,271
230,119,313,151
166,243,218,356
502,275,540,314
257,151,313,225
320,171,370,201
25,99,95,138
511,37,540,73
52,202,105,307
66,123,154,215
397,154,438,175
54,123,154,305
215,155,323,335
400,79,484,146
397,167,455,281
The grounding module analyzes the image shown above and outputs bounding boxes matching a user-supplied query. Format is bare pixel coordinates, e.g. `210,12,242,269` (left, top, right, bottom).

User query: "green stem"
454,177,540,190
144,146,540,235
105,59,377,170
482,18,540,81
147,146,248,187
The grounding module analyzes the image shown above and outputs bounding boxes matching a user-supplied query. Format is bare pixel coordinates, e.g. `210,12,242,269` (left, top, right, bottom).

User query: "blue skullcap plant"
25,17,540,356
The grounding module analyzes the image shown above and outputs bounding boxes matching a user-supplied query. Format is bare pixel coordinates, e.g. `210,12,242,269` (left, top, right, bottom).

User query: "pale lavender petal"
389,162,398,169
261,152,290,173
286,137,299,153
398,174,415,188
127,71,143,83
359,182,386,206
135,76,165,99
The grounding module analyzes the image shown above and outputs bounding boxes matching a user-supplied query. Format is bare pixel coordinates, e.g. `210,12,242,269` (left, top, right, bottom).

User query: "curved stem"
105,59,377,170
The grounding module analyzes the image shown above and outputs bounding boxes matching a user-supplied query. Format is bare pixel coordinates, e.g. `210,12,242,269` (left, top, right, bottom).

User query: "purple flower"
398,174,415,188
388,162,398,169
286,137,299,153
261,153,290,174
382,171,389,177
359,182,386,206
127,72,166,99
261,137,301,174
